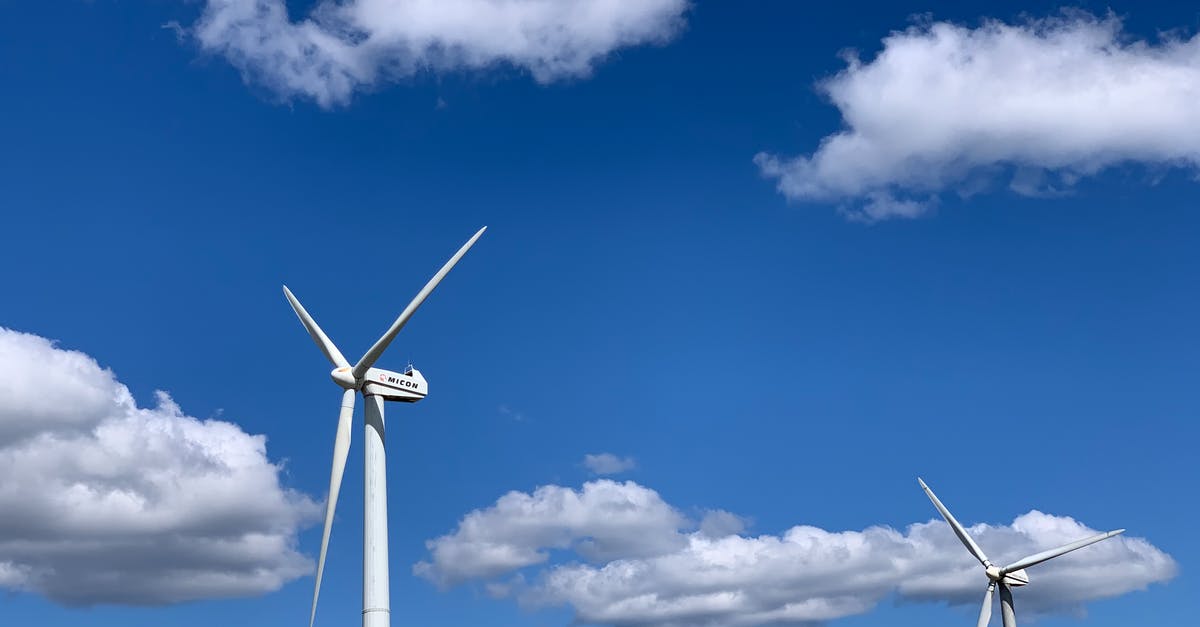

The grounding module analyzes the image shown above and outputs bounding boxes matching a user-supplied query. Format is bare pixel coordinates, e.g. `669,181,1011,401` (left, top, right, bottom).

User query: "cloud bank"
417,480,1176,626
192,0,690,106
756,12,1200,222
583,453,637,475
0,328,318,605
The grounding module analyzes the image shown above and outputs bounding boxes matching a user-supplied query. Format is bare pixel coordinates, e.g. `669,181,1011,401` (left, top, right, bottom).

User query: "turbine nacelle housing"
362,367,428,402
328,365,428,402
986,565,1030,586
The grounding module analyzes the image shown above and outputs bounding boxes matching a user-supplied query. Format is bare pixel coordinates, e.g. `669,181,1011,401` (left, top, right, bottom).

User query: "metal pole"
362,393,390,627
999,583,1017,627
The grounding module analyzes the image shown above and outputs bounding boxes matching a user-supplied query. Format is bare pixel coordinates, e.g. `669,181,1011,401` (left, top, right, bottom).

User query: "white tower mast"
363,394,389,627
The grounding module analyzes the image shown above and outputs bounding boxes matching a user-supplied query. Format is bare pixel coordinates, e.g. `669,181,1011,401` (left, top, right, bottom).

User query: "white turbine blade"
977,582,995,627
1002,529,1125,574
918,478,992,566
998,583,1016,627
351,227,486,379
283,286,350,369
310,389,356,627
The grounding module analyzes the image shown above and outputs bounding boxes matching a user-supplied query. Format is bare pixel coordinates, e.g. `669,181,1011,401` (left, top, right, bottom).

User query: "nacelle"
1002,568,1029,587
988,565,1030,586
362,367,428,402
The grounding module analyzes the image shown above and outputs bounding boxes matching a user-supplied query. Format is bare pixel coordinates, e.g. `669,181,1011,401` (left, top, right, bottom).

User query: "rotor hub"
330,367,358,389
985,565,1002,581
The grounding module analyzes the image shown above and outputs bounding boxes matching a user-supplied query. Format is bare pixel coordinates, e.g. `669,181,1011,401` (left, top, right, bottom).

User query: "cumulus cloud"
417,480,1176,626
191,0,690,106
415,480,686,586
583,453,637,475
756,12,1200,222
697,509,747,538
0,328,318,605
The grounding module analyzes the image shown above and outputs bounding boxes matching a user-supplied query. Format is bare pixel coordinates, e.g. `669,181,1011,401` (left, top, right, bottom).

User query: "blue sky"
0,1,1195,626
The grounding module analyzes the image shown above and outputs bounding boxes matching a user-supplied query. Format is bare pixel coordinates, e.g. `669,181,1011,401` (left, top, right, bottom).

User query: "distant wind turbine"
917,478,1124,627
284,227,486,627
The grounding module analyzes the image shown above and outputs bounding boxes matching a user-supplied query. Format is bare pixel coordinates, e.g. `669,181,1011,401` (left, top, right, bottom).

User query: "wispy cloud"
583,453,637,475
757,12,1200,222
499,404,526,422
0,328,318,606
190,0,690,107
417,479,1176,626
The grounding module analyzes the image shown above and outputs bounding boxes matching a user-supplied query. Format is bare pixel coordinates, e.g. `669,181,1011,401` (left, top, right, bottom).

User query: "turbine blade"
310,389,356,627
918,478,992,566
283,286,350,369
998,582,1016,627
977,582,995,627
1002,529,1125,574
351,227,486,379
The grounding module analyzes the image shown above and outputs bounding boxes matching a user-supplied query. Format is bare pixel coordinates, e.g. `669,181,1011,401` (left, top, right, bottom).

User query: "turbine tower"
917,478,1124,627
283,227,486,627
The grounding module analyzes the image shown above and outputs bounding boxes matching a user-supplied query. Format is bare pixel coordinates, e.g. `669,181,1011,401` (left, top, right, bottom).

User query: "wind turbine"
917,478,1124,627
284,227,486,627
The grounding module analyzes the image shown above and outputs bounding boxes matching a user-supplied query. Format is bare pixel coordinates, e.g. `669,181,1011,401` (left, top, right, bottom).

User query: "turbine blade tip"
1113,528,1127,535
917,477,928,488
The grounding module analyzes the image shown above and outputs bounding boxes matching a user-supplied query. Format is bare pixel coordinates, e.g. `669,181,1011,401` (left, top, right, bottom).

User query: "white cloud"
697,509,747,538
499,404,526,422
192,0,690,107
415,480,686,586
0,328,319,605
583,452,637,475
418,480,1176,626
756,12,1200,221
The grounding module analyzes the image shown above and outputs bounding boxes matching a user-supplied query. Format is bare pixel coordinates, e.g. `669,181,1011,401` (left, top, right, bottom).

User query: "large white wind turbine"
917,478,1124,627
284,227,486,627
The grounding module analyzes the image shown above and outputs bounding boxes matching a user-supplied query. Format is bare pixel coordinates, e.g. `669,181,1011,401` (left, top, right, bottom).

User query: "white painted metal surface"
999,582,1016,627
363,394,390,627
917,478,1124,627
352,227,488,381
976,582,994,627
362,367,428,402
281,227,486,627
309,388,356,627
